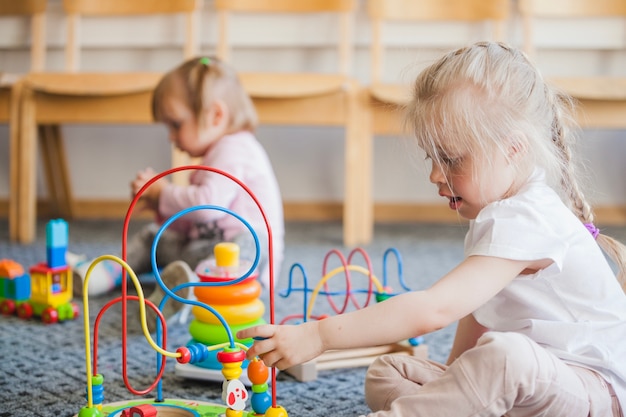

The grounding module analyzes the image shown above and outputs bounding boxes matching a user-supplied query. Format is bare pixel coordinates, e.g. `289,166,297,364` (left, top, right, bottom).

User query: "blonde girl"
238,42,626,417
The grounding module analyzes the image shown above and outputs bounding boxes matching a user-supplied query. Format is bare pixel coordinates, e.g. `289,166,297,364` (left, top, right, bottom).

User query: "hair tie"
199,57,211,66
584,222,599,240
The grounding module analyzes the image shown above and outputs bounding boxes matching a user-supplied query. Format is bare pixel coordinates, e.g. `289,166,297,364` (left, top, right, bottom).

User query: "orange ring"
189,317,266,345
194,280,262,305
192,299,265,325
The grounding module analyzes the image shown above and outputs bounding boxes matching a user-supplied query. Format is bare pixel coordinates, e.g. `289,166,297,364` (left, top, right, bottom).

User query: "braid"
549,87,626,289
548,89,594,223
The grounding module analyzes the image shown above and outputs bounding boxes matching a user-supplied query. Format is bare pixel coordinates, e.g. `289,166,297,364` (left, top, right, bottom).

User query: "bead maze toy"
278,247,428,382
75,166,287,417
0,219,79,323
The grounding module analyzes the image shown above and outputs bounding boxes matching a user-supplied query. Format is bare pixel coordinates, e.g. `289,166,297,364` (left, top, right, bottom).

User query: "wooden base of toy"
74,398,228,417
285,342,428,382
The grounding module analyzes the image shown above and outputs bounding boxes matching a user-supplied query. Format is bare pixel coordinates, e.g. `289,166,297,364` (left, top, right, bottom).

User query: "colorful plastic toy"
0,219,79,323
176,242,266,385
120,404,157,417
75,166,287,417
278,247,428,381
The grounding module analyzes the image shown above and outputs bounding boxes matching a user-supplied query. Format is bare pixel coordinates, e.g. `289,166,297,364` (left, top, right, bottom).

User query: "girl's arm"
446,313,488,365
238,255,544,369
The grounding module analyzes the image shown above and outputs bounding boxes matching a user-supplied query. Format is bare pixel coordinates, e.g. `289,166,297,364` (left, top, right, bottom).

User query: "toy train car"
0,219,79,323
0,259,79,324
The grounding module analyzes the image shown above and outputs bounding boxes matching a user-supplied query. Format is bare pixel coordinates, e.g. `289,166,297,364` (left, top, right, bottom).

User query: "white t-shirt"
468,169,626,408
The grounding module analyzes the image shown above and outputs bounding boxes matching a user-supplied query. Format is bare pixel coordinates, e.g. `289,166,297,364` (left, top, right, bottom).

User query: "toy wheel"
0,299,16,315
70,302,80,319
42,307,59,324
17,302,33,319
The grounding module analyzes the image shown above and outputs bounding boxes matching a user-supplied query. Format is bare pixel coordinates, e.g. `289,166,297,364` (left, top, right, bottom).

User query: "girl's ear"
507,135,527,160
206,99,229,130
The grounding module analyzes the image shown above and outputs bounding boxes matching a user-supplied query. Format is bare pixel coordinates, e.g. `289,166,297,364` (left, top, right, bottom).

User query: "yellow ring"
192,299,265,325
194,280,262,305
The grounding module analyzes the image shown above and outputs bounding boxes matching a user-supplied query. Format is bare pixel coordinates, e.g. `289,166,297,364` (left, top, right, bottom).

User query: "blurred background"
1,0,625,233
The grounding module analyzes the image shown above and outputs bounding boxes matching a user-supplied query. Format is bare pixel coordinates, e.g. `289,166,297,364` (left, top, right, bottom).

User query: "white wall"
1,0,625,209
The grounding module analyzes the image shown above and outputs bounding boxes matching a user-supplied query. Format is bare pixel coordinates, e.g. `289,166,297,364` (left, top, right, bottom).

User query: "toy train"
0,219,79,324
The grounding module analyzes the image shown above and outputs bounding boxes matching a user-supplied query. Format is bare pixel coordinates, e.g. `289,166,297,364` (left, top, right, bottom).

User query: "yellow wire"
306,265,384,321
206,342,250,352
82,254,182,407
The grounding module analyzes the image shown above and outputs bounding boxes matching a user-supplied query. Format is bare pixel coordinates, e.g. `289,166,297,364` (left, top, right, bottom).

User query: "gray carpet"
0,219,476,416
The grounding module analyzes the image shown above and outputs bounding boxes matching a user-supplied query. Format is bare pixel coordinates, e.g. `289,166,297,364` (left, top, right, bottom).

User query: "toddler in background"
238,42,626,417
73,57,284,327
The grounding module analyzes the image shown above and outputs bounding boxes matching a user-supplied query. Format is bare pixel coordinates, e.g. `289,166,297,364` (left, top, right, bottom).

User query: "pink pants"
364,332,623,417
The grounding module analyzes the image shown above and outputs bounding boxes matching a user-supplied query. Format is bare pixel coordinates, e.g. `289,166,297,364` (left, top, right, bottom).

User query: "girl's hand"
131,167,167,211
237,322,324,370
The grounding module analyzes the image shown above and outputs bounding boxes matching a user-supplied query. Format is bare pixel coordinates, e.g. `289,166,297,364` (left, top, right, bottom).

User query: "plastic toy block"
0,259,25,278
46,219,69,248
47,247,67,269
8,274,31,300
120,404,158,417
0,260,30,300
46,219,69,268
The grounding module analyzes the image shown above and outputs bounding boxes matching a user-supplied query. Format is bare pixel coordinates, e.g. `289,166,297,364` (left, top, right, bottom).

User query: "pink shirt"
157,130,284,284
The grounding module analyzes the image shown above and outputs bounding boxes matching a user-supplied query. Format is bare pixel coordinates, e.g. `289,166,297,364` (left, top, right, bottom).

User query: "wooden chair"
213,0,370,247
12,0,202,243
519,0,626,128
0,0,47,241
364,0,509,223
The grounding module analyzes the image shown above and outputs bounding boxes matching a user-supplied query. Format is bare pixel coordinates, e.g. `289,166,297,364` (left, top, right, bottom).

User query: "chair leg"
39,124,74,219
343,85,373,247
16,84,37,243
170,146,201,185
358,88,374,245
8,81,23,242
171,146,191,185
15,93,73,243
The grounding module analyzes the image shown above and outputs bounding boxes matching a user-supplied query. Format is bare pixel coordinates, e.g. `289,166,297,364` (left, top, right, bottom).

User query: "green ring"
189,317,266,345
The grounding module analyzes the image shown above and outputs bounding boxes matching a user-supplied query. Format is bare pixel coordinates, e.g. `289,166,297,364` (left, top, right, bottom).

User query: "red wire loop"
113,165,277,405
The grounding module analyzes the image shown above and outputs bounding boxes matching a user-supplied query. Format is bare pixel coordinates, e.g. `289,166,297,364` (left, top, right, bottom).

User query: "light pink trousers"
364,332,623,417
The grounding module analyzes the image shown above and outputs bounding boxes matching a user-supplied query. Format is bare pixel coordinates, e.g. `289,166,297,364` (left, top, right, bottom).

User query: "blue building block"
47,247,67,269
7,273,31,301
46,219,68,248
46,219,68,268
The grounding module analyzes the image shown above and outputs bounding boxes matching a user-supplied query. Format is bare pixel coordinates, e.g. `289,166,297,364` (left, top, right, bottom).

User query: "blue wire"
153,204,261,400
282,263,309,322
383,247,412,292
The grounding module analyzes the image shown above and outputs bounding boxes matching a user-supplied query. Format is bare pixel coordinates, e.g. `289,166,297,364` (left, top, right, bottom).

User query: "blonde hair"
406,41,626,289
152,56,257,132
